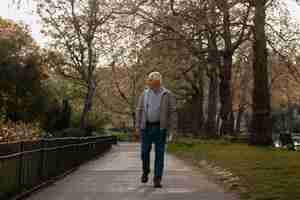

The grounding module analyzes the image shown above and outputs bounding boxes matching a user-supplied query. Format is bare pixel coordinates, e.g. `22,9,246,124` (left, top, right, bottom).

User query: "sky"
0,0,300,46
0,0,48,45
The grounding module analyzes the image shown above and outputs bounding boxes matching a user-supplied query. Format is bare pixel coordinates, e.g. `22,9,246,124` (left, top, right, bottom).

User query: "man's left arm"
168,92,178,142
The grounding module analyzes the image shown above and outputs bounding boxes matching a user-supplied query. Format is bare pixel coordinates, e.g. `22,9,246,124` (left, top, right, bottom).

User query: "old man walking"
135,71,177,188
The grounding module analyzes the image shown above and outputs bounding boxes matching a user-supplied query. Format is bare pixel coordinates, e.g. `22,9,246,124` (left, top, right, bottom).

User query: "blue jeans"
141,126,167,178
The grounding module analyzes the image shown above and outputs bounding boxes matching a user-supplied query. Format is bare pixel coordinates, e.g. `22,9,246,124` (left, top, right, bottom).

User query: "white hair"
147,71,162,83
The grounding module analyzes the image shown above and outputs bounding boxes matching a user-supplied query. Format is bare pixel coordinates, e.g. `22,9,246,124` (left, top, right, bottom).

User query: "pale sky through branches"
0,0,300,46
0,0,47,45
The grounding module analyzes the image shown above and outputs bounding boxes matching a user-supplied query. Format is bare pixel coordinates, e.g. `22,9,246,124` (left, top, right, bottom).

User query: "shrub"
70,110,110,134
272,108,288,133
111,132,130,142
291,118,300,133
271,105,300,133
42,99,72,133
52,128,87,138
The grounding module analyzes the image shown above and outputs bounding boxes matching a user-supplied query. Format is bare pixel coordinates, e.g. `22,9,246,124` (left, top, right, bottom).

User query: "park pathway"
26,143,239,200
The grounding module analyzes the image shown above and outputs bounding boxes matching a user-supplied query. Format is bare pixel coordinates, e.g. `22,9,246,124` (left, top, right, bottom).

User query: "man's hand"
135,128,140,136
167,131,176,143
133,128,140,142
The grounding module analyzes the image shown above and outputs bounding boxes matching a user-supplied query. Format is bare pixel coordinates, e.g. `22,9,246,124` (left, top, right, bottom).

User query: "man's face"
147,78,160,89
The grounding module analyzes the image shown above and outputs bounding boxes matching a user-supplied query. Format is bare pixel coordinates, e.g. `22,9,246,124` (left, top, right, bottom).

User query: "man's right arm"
135,92,144,133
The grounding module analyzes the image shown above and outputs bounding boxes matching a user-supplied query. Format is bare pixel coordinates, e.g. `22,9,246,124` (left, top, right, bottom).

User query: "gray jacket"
135,87,177,131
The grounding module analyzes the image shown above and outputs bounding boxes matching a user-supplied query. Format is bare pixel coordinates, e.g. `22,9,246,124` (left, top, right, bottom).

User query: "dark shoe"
141,174,148,183
153,177,162,188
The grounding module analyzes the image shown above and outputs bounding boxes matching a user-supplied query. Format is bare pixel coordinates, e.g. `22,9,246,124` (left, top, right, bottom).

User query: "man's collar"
150,86,163,94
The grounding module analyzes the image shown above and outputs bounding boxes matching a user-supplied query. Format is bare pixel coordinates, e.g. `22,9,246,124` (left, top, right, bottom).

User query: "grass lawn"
107,131,131,142
168,139,300,200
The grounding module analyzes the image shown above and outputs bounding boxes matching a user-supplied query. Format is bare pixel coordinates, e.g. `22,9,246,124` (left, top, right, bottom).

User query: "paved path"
27,143,239,200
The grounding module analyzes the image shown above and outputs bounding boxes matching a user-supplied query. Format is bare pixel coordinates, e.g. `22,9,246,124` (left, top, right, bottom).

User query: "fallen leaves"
0,121,41,143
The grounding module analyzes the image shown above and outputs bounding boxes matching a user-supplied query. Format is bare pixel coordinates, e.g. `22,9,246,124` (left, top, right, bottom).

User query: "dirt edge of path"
170,153,248,199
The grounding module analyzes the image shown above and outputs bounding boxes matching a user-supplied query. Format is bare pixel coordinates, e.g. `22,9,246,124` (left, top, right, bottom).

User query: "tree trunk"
250,0,273,145
198,62,205,134
204,28,219,138
219,1,234,136
132,111,136,130
191,93,204,137
192,64,205,137
80,35,97,130
205,67,218,138
235,107,244,135
80,80,96,129
219,55,234,136
196,92,205,136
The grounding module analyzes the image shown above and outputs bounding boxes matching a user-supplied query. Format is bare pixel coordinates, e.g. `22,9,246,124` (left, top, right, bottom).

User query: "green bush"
111,132,130,142
70,111,81,128
56,99,72,130
52,128,87,138
41,98,72,133
70,111,110,134
271,105,300,134
272,107,288,133
291,118,300,133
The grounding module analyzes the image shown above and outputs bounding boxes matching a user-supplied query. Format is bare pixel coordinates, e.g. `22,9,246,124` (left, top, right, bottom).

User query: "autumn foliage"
0,121,41,143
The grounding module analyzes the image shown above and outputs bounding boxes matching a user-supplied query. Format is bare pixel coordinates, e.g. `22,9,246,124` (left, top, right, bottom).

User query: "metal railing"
0,135,117,200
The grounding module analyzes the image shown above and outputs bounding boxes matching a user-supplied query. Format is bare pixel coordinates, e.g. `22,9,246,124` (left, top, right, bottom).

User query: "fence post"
39,139,45,182
18,141,24,193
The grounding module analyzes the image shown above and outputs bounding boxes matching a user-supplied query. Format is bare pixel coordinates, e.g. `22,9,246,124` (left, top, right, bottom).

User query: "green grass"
108,131,131,142
168,139,300,200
